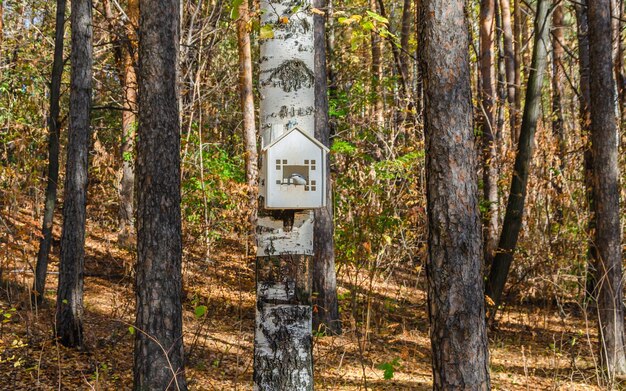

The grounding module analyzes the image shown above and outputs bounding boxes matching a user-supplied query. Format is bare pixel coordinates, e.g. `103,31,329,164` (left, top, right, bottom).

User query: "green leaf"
260,24,274,39
128,326,136,335
377,358,400,380
230,0,243,20
194,305,208,319
366,10,388,24
361,20,374,31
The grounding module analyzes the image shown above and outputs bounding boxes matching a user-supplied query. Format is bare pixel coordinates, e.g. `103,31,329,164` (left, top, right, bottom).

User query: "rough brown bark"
513,0,522,143
312,0,340,336
485,0,551,315
236,0,258,241
575,1,598,300
134,0,188,388
370,0,384,130
0,1,3,47
499,0,516,138
418,0,491,388
118,0,138,246
33,0,66,304
588,0,626,378
400,0,412,86
480,0,499,267
551,2,565,222
55,0,92,348
103,0,139,247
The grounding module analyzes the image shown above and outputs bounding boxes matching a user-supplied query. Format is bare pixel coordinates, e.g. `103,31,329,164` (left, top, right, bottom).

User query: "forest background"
1,0,626,389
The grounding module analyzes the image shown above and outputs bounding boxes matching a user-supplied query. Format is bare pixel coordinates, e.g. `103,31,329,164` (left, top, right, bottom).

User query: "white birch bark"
254,1,316,389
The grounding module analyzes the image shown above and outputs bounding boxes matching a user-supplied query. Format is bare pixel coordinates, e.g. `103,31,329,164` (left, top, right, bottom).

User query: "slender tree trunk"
613,0,626,128
33,0,66,304
0,1,4,47
134,0,188,389
56,0,92,348
254,1,316,388
575,2,597,301
500,0,516,140
370,0,384,131
400,0,412,87
118,0,138,247
419,0,491,388
485,0,551,315
312,0,340,336
513,0,522,143
236,0,258,241
480,0,499,266
551,2,565,223
588,0,626,378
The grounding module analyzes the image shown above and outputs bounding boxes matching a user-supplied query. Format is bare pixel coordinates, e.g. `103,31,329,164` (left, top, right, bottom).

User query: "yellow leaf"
311,7,325,15
485,295,495,306
279,16,289,24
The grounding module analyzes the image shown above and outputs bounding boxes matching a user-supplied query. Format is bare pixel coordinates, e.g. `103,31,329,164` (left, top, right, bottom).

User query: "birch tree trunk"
312,0,340,335
254,1,316,388
134,0,188,388
418,0,491,387
587,0,626,378
55,0,92,348
33,0,66,304
485,0,551,314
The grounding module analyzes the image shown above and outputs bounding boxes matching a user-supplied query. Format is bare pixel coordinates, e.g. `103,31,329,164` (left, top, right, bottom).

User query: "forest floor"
0,207,611,390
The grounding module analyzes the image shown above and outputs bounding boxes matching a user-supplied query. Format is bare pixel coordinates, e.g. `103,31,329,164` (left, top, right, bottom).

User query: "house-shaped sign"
260,126,329,209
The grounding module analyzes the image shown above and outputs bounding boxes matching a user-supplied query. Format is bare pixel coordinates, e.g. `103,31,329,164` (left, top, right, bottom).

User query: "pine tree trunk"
499,0,516,140
479,0,499,267
254,1,316,388
574,1,598,301
312,0,340,336
33,0,66,304
551,3,565,223
370,0,384,131
588,0,626,378
55,0,92,348
418,0,491,388
118,0,138,247
236,0,258,241
513,0,522,144
485,0,551,315
134,0,188,389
